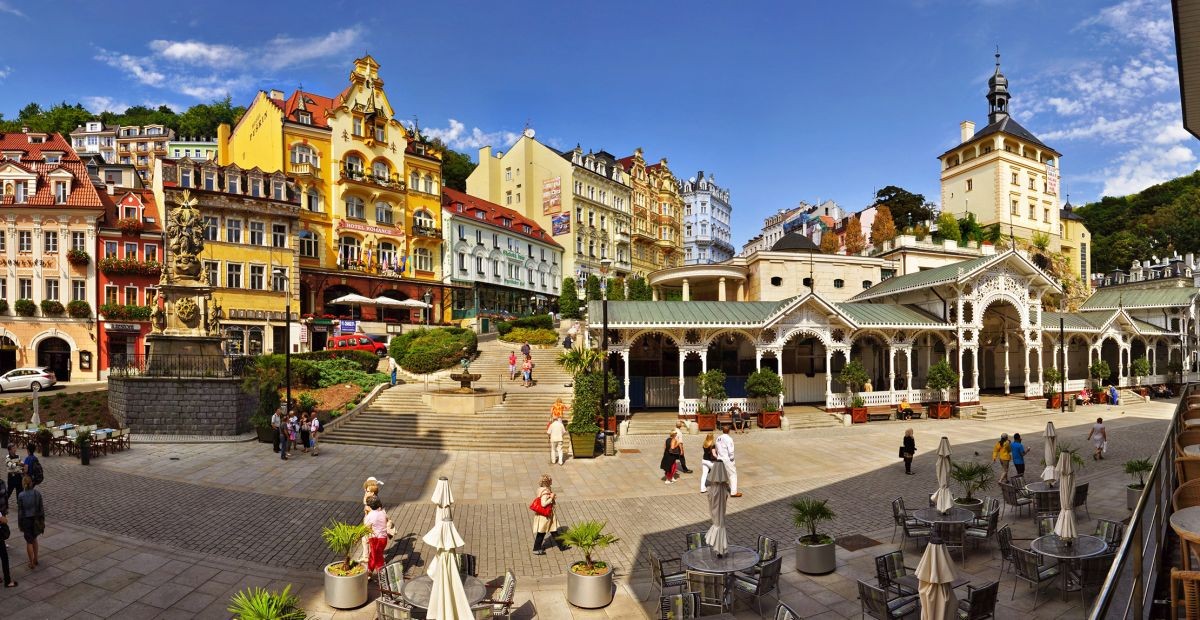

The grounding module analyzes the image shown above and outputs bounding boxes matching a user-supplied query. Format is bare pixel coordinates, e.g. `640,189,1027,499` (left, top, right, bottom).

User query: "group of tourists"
509,341,537,388
361,476,395,577
661,422,742,497
271,404,321,460
0,442,47,588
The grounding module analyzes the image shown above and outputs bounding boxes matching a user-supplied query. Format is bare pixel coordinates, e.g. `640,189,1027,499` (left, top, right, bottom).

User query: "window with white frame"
306,188,320,212
345,154,364,176
375,202,393,225
272,180,285,200
54,181,68,203
124,242,137,259
352,117,363,136
249,177,262,197
227,173,240,194
271,268,287,292
414,210,435,229
272,224,287,248
291,144,317,165
226,263,242,288
204,261,219,286
226,218,242,243
249,221,265,246
249,265,265,290
374,123,385,142
378,241,397,267
44,231,58,253
372,161,389,180
410,170,419,189
45,279,59,301
18,231,31,253
124,286,137,305
72,279,85,302
414,247,433,271
18,278,31,300
345,196,365,219
298,230,318,258
103,285,118,305
423,174,433,194
203,216,219,241
204,171,216,191
338,236,361,264
103,240,117,258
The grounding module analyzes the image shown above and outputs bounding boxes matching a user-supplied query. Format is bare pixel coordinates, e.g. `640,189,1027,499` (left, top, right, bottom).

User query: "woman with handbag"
531,474,558,555
17,475,42,570
900,428,916,475
661,431,681,484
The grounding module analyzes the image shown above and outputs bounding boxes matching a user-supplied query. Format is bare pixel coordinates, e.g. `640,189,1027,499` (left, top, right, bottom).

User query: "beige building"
618,149,683,275
468,131,633,282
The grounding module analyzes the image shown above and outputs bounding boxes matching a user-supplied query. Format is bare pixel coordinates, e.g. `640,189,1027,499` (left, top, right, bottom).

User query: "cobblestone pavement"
0,399,1175,618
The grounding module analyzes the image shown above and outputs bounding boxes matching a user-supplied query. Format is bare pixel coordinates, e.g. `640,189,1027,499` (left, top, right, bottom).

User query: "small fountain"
423,347,504,413
449,352,482,394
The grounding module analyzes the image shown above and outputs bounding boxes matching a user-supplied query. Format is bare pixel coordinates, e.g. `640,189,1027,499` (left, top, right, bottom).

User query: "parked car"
327,334,388,357
0,367,57,392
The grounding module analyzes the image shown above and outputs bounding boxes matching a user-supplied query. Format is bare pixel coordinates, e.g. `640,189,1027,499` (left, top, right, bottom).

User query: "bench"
867,408,894,422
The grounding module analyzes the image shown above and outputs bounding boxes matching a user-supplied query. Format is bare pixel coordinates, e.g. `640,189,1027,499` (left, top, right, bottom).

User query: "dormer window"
352,117,363,136
204,171,216,191
44,153,61,164
374,124,385,142
54,181,68,203
296,111,312,125
28,135,44,144
250,177,262,197
1,151,20,161
227,173,241,194
273,180,285,200
180,167,192,188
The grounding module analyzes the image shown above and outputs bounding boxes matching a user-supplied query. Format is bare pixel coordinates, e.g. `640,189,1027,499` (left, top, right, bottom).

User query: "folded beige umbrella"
931,437,954,513
423,517,472,620
1053,452,1078,540
1041,422,1058,483
917,539,958,620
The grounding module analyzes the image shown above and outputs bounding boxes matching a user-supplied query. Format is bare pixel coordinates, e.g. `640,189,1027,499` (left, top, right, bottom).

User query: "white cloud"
82,96,130,113
95,49,165,87
148,40,245,67
261,27,363,70
1101,144,1199,197
1079,0,1175,50
0,66,10,81
422,119,520,151
0,2,24,18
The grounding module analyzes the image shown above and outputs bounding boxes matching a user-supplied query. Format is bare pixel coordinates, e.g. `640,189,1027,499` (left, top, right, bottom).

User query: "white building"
69,121,118,164
741,200,843,256
680,171,734,264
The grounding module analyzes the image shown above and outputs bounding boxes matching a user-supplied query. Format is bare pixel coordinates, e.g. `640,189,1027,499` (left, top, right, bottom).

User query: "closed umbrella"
704,460,730,555
423,516,472,620
931,437,954,513
916,538,958,620
1053,452,1078,540
1041,421,1058,483
431,476,454,522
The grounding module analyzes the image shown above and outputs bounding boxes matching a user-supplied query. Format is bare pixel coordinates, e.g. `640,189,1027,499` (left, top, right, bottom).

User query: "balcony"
339,169,405,192
289,162,321,180
411,225,442,239
615,229,630,243
655,238,676,249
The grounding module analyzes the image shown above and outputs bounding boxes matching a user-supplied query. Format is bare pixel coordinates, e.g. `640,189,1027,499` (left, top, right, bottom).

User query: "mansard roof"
1079,286,1198,310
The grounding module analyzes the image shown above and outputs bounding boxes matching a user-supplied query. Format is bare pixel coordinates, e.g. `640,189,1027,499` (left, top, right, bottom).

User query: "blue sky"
0,0,1187,246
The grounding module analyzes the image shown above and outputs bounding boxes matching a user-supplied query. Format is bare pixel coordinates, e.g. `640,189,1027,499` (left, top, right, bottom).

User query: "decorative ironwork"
759,328,777,345
685,329,702,345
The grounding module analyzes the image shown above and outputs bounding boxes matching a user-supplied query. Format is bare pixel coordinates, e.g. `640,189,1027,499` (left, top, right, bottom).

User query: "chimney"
269,89,284,101
106,183,115,195
20,126,28,134
960,121,975,143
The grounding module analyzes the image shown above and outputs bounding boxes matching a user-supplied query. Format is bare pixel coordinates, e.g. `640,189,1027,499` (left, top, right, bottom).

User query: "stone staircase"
971,396,1053,421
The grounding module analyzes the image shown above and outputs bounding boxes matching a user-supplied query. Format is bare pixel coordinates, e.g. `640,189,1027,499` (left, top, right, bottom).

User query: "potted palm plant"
792,496,837,574
696,369,726,431
838,361,869,423
321,520,370,609
228,585,306,620
36,426,52,457
562,520,619,608
745,368,784,428
926,360,958,418
1124,458,1153,511
950,460,995,516
1043,367,1062,409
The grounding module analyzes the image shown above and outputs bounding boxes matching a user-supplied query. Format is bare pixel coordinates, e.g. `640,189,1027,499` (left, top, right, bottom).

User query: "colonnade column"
1023,344,1031,394
971,347,980,393
824,348,833,405
652,287,659,301
904,347,913,401
887,344,896,400
957,346,964,394
755,348,762,370
678,351,687,405
620,350,630,400
736,282,745,302
1003,339,1011,395
718,277,727,302
681,279,690,302
1151,347,1157,376
701,350,708,375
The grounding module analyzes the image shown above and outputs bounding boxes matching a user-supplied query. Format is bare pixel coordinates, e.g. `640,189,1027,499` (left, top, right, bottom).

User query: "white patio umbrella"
369,296,410,307
931,437,954,513
328,293,376,321
423,516,472,620
1041,421,1058,483
916,538,958,620
396,298,432,308
1053,452,1078,540
704,460,730,555
431,476,454,522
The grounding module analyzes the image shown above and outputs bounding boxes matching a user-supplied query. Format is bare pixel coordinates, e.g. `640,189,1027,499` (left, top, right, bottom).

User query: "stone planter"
79,443,90,465
569,432,598,459
795,538,837,575
324,562,369,609
1046,394,1062,409
1127,485,1144,511
255,426,275,444
567,563,614,608
954,497,984,517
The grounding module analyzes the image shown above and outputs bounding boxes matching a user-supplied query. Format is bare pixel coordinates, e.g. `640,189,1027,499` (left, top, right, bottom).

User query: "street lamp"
274,267,292,416
423,289,433,325
599,258,614,456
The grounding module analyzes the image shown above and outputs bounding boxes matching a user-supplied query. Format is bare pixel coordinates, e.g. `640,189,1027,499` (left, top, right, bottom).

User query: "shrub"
227,585,306,620
561,521,618,575
392,327,478,374
292,349,379,373
496,321,513,336
0,300,7,313
837,360,869,393
297,392,319,414
1089,360,1112,386
950,460,995,500
99,303,153,321
1131,357,1151,380
568,371,617,434
313,357,388,390
513,314,553,330
255,355,319,388
926,360,959,401
745,368,784,412
322,521,370,575
792,497,836,545
500,327,558,345
40,300,65,316
241,359,283,427
559,278,581,319
698,369,727,413
67,300,92,318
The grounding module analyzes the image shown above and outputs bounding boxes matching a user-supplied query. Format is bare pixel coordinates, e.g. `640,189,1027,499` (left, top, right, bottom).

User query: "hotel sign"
542,176,562,215
106,322,142,332
337,219,402,236
0,257,54,268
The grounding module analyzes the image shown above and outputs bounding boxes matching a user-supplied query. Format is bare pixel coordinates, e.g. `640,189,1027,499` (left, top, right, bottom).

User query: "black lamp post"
275,267,292,415
600,258,613,456
423,289,433,325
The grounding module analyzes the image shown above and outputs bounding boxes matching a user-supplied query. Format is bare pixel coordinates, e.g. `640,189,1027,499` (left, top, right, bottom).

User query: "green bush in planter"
1131,357,1151,382
791,497,836,545
568,371,617,434
500,327,558,345
1089,360,1111,387
388,327,478,374
949,460,995,500
496,320,514,336
837,360,869,393
926,360,959,402
698,369,727,412
292,349,380,373
40,300,65,316
228,584,306,620
67,300,92,318
1124,458,1153,490
745,368,784,412
14,299,36,316
1043,367,1062,397
561,520,618,575
321,521,370,576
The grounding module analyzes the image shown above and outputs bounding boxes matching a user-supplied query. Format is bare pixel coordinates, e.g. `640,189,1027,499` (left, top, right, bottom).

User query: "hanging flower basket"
40,300,65,316
67,300,92,318
67,248,91,266
14,299,35,316
116,217,145,236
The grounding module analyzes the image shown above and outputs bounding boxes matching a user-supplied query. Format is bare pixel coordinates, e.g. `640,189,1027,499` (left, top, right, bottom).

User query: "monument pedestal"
145,334,226,376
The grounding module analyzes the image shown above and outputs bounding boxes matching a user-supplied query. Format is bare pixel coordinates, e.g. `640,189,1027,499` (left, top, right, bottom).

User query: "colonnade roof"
1079,287,1198,310
1042,310,1170,336
589,295,951,330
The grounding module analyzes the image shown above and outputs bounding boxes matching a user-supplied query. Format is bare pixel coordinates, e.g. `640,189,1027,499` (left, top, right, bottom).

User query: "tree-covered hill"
0,97,246,139
1076,170,1200,274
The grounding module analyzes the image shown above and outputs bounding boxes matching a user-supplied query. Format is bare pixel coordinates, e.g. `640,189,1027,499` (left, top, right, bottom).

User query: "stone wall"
109,376,255,435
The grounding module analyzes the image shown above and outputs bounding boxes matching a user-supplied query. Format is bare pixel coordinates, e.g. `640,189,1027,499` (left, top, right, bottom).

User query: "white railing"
1065,379,1088,392
678,398,760,415
614,399,629,416
828,389,963,410
1142,374,1167,385
960,387,980,403
1024,382,1042,398
914,388,956,403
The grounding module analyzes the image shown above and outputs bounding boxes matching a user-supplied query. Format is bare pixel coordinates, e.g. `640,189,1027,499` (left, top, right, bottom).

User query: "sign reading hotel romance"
551,212,570,236
337,219,402,236
542,176,562,215
1045,162,1059,196
0,257,55,268
106,323,142,332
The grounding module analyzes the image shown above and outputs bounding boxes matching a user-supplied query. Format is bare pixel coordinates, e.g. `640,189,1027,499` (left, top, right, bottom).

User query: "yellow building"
1059,203,1092,288
152,158,301,356
619,149,683,275
468,131,633,282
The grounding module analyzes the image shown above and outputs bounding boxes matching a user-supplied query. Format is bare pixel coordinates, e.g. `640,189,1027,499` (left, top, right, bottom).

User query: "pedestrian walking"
661,430,681,484
716,425,741,497
901,428,916,475
4,444,21,506
363,496,389,576
1011,433,1029,476
309,415,321,456
299,413,311,454
520,340,531,359
531,474,558,555
16,475,42,570
22,443,42,487
551,397,568,420
359,477,384,563
547,416,565,465
508,351,518,381
270,408,281,453
521,356,533,388
699,434,718,493
672,422,694,474
0,508,15,587
1088,417,1108,460
277,407,289,460
991,433,1012,482
562,334,573,349
387,356,399,386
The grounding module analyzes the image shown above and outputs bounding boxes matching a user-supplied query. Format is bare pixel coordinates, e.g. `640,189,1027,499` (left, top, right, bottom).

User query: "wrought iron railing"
1089,384,1193,619
108,354,251,379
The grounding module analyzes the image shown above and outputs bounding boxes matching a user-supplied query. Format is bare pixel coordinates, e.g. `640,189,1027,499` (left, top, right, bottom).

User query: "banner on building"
542,176,562,215
1045,162,1059,196
551,212,570,236
339,319,357,334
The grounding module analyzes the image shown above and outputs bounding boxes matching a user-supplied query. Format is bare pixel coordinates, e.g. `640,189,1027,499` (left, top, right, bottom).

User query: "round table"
681,545,759,574
1025,481,1058,493
402,574,487,610
1171,507,1200,570
912,507,974,525
1031,534,1107,596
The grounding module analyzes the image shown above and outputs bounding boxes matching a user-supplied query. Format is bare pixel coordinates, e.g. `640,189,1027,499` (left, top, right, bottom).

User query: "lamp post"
423,289,433,325
274,267,292,416
599,258,613,456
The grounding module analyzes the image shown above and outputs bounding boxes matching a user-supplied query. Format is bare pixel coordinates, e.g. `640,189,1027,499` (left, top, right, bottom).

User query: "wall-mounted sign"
106,322,142,332
339,319,357,334
551,213,570,236
337,219,402,236
79,350,92,371
542,176,562,215
502,250,524,261
0,257,54,268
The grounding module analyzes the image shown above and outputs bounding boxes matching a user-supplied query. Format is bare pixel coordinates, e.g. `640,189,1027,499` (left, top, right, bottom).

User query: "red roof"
441,188,562,249
100,189,162,232
283,90,336,129
615,155,636,171
0,132,103,208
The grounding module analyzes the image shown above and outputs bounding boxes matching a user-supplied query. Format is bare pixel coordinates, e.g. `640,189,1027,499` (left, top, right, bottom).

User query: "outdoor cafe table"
1026,481,1058,493
681,545,759,574
1170,506,1200,570
912,507,974,525
1031,534,1107,596
401,574,487,611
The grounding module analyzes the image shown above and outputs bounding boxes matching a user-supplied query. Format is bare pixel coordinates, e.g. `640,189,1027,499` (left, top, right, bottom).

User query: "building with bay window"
442,188,562,327
96,189,162,375
0,130,103,380
70,121,118,164
680,170,735,265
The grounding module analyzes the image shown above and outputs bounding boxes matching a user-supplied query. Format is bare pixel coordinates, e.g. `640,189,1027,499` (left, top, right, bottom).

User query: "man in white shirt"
715,424,741,497
387,356,398,386
547,417,566,465
270,409,281,454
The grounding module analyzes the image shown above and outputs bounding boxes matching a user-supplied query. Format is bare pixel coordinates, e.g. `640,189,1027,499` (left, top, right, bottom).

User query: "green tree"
869,205,897,245
874,185,935,228
585,275,602,303
559,277,581,319
606,278,624,301
176,96,245,138
698,369,727,413
626,276,652,301
936,211,961,242
429,138,477,191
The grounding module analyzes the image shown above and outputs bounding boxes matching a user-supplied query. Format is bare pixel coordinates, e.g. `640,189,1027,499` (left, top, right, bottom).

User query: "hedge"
497,314,553,336
388,327,478,375
255,354,388,390
292,349,380,373
500,327,558,345
567,371,617,434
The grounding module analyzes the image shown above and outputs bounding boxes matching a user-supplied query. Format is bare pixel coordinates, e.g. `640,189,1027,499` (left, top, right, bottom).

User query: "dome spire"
986,47,1010,124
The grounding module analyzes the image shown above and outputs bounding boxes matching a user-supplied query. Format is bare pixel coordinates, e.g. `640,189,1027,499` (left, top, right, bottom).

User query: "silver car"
0,367,57,392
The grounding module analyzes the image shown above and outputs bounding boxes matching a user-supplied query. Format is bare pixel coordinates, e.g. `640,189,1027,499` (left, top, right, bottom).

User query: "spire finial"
995,45,1001,70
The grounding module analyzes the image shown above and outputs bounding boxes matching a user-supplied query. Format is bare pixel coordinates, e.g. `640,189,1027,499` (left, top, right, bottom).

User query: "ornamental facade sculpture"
165,190,206,280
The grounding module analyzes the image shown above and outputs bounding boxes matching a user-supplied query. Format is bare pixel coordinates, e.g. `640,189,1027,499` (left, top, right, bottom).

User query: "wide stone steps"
321,408,553,451
972,398,1052,421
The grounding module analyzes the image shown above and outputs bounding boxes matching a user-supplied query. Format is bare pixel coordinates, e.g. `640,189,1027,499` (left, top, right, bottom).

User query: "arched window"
298,230,319,258
345,196,364,219
375,201,393,225
414,247,433,272
413,209,435,229
410,170,419,189
422,174,433,194
372,160,390,180
306,188,321,212
378,241,397,268
291,144,317,165
338,236,361,266
344,155,364,177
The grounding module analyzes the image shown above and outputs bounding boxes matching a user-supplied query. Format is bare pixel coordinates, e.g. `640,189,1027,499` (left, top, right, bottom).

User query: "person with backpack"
17,475,42,570
310,415,322,456
530,474,557,555
23,444,43,488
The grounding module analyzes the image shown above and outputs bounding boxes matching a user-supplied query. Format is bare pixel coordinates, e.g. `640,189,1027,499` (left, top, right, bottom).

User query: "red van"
327,334,388,356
